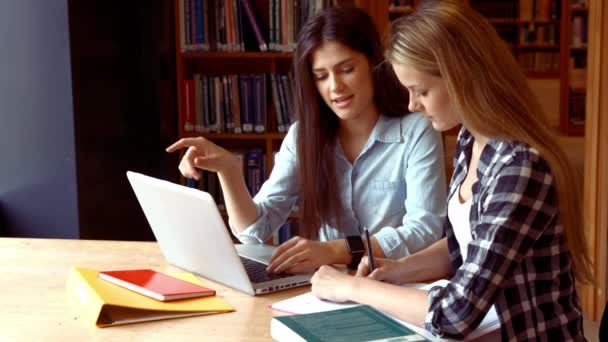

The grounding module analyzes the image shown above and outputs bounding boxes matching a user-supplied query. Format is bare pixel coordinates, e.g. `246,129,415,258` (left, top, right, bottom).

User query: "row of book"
519,0,559,21
493,23,558,46
183,73,296,134
470,0,559,21
521,23,559,45
179,0,337,53
517,51,560,73
186,149,266,209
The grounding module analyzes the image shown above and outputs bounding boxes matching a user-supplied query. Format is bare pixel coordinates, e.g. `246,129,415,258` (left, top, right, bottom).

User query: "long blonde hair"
387,0,592,283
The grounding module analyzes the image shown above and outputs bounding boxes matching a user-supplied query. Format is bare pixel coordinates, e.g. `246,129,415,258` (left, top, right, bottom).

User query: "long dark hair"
293,6,409,239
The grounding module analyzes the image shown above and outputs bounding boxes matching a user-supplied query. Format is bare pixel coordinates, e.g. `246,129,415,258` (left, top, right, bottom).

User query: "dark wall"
0,0,80,238
0,0,177,240
68,0,177,240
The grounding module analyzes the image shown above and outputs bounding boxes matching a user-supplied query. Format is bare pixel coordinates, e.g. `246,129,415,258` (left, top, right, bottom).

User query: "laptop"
126,171,311,296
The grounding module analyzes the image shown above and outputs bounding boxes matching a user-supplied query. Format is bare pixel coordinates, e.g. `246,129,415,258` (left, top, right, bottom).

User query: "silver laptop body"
126,171,311,296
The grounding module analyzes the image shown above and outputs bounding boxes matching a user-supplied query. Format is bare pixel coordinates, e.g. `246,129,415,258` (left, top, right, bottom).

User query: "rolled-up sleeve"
374,122,447,259
229,124,300,243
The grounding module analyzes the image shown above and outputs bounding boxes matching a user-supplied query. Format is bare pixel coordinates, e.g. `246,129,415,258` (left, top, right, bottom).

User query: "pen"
364,227,375,272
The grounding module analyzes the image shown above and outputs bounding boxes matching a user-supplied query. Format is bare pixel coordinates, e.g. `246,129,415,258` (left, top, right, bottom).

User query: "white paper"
270,280,500,341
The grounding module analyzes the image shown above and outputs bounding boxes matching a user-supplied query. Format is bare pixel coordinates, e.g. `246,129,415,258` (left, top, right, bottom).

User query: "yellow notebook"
66,267,234,327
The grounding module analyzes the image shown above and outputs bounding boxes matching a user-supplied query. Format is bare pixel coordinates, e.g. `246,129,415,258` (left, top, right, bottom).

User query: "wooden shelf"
518,20,560,24
487,18,517,24
519,44,560,49
181,51,294,59
524,71,560,79
487,19,561,25
566,121,585,136
181,132,286,140
389,6,414,15
571,7,589,14
570,46,588,51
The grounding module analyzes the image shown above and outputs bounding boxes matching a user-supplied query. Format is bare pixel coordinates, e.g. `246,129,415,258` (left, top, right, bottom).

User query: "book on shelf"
66,267,233,327
241,0,268,51
245,148,264,196
280,73,296,127
230,74,243,133
270,73,286,133
571,15,588,48
240,74,254,133
271,305,430,342
272,219,295,245
271,279,500,341
253,74,267,133
569,89,586,125
186,177,198,189
183,79,195,132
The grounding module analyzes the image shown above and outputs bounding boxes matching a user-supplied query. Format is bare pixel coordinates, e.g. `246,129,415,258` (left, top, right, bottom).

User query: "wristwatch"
345,235,365,270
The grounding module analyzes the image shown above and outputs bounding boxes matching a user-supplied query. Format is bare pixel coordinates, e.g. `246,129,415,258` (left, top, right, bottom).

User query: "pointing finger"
166,137,199,152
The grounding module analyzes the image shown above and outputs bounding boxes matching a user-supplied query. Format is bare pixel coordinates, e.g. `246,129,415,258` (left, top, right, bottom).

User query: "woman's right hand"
166,137,236,180
355,256,411,284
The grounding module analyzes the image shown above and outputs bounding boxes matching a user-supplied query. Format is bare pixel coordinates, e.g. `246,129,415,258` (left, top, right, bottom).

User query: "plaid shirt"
424,128,585,341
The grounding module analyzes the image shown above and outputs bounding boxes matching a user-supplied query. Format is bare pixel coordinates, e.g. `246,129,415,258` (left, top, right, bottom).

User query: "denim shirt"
230,113,447,259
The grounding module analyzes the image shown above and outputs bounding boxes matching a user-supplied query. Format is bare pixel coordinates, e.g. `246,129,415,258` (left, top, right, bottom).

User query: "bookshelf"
384,0,588,137
560,0,588,135
173,0,383,243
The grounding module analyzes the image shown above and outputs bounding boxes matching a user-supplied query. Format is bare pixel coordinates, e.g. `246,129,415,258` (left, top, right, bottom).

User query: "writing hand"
356,256,409,284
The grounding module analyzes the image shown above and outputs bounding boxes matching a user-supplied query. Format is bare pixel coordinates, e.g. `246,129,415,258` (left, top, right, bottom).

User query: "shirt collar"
369,114,403,143
458,128,516,180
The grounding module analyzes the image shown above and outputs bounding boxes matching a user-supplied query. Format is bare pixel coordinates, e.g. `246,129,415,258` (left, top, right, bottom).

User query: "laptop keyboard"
239,256,293,283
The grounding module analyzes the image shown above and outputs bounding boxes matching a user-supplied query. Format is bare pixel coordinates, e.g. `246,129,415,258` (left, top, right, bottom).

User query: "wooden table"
0,238,309,341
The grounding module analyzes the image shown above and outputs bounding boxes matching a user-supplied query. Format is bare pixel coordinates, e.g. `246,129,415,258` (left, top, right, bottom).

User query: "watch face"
346,235,365,253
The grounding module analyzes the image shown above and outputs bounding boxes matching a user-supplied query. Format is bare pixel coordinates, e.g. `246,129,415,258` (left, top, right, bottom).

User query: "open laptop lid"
126,171,312,295
126,171,259,295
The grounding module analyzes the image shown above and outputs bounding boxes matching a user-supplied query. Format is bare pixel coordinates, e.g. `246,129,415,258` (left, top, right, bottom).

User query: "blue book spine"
186,178,198,189
245,149,263,196
195,0,203,47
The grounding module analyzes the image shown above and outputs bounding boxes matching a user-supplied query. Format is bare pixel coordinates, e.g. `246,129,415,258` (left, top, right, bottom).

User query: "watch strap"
346,236,365,270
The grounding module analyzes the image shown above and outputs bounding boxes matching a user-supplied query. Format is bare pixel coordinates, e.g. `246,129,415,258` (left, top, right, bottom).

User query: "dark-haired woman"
167,7,446,274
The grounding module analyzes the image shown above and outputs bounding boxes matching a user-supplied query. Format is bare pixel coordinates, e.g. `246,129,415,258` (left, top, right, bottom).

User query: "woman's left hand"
310,265,356,303
266,237,340,274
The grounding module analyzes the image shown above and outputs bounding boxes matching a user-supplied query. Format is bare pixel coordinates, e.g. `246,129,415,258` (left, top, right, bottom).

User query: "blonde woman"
310,0,592,340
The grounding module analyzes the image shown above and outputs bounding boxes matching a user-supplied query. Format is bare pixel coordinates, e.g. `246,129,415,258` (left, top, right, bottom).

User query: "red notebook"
98,269,216,302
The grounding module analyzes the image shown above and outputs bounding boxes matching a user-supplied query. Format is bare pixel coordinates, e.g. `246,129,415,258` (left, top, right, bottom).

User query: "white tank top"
447,183,501,335
448,183,473,260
